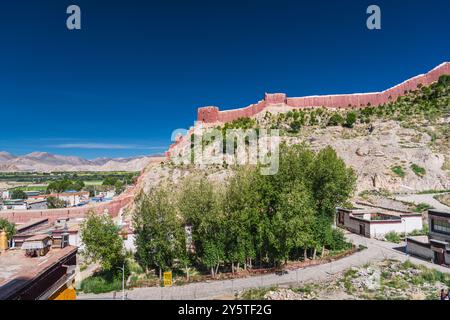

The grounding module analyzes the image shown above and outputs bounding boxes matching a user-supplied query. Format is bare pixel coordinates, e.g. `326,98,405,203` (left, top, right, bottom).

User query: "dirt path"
394,193,450,212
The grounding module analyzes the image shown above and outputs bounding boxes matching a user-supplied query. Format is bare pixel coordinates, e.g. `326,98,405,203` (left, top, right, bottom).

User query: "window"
432,219,450,235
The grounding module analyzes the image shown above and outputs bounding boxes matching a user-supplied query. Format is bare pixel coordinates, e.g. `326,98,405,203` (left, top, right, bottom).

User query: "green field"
1,171,139,192
0,171,139,183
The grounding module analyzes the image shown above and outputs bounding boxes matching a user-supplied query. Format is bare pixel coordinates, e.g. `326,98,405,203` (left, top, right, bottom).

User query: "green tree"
133,186,185,280
289,120,302,133
224,168,260,272
114,180,125,195
47,196,67,209
327,113,344,126
47,179,74,193
307,146,356,220
344,111,357,128
80,211,125,272
11,189,27,200
269,183,316,265
178,178,226,278
0,218,16,239
72,180,85,191
103,177,118,186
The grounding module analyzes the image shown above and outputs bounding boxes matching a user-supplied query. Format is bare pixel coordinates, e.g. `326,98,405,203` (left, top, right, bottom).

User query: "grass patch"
342,269,358,293
401,260,415,269
410,164,426,177
240,287,276,300
291,284,316,295
443,157,450,171
382,276,409,290
413,203,433,213
418,269,450,286
80,271,123,294
391,166,406,178
385,231,401,244
417,189,450,194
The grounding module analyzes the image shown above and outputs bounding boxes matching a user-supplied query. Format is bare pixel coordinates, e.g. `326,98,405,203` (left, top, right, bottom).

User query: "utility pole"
117,263,125,300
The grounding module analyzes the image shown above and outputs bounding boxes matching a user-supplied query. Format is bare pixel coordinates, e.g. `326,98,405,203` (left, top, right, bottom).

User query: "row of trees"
133,144,356,278
47,179,85,193
102,177,126,194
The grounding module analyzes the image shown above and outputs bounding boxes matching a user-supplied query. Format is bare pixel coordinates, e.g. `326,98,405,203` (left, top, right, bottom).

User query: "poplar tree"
133,187,185,280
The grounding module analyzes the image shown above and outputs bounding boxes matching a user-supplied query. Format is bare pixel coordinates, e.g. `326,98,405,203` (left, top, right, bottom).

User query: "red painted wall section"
196,62,449,123
197,106,220,123
264,93,286,104
0,195,134,224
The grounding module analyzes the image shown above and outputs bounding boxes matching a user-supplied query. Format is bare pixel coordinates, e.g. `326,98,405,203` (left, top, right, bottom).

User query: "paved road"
394,193,450,212
78,232,450,300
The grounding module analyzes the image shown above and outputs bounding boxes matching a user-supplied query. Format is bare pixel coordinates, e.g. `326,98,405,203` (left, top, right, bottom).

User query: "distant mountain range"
0,151,165,172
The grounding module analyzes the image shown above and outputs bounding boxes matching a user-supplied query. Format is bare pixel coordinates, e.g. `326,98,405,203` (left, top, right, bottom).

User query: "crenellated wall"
197,62,450,124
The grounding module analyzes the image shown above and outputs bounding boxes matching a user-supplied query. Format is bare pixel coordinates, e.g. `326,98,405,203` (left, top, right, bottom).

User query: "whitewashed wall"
406,241,433,260
370,216,422,238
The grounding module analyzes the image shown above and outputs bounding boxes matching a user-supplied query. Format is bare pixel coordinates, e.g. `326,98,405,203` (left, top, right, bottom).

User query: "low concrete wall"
406,239,433,261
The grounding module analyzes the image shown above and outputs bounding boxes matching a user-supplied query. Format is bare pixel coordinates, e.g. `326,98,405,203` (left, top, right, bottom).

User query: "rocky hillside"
154,74,449,196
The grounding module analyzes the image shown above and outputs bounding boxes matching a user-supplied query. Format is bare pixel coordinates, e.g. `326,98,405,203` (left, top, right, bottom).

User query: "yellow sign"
50,285,77,300
163,271,173,287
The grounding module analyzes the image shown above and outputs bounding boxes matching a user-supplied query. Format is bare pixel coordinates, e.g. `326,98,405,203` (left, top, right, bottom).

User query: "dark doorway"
359,224,365,236
434,251,445,265
338,212,344,225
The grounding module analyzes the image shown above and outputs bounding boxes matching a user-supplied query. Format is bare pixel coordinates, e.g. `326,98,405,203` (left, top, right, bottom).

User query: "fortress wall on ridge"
196,62,450,124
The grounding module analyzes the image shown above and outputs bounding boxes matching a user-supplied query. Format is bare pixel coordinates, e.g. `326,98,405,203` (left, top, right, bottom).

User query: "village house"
11,218,82,249
1,199,28,211
29,191,90,207
407,209,450,266
0,227,77,300
336,204,423,238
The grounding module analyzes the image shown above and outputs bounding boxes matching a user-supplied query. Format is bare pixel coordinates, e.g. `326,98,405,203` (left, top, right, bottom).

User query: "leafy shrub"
0,218,16,239
344,112,357,128
240,287,275,300
80,272,123,294
438,74,450,86
329,228,352,251
327,113,344,126
385,231,401,243
413,203,433,213
391,166,406,178
410,164,426,177
289,120,302,133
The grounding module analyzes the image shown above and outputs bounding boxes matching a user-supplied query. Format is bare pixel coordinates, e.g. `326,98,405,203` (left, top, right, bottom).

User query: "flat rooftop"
0,246,77,299
407,235,429,244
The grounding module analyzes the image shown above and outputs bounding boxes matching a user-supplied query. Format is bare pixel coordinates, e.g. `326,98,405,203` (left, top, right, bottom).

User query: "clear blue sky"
0,0,448,159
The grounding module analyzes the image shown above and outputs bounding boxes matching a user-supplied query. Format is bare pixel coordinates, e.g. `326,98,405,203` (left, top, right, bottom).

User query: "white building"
29,191,90,207
1,190,11,200
407,209,450,266
2,200,28,211
337,206,423,239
